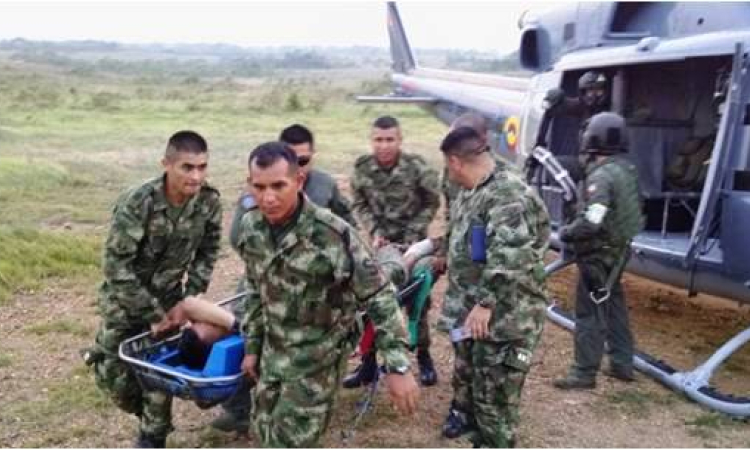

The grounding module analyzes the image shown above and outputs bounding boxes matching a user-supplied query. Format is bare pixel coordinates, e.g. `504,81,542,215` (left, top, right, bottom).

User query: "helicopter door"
686,44,750,271
519,71,562,157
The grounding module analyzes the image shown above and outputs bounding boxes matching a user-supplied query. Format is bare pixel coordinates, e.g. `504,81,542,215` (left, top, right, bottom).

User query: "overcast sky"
0,1,561,55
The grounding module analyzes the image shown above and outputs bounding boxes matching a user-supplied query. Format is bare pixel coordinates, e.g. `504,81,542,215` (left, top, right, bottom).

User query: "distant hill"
0,38,523,77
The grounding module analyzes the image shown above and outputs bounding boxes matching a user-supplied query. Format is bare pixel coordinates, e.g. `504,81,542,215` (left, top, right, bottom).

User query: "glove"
544,88,565,110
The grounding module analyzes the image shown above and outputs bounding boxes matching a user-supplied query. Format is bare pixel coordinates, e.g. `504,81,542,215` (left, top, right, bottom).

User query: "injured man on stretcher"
151,239,438,370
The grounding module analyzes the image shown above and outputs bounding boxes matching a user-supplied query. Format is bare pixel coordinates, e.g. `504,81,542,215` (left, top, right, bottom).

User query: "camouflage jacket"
98,175,222,326
237,195,410,381
560,155,643,259
441,161,550,343
351,152,440,244
229,168,355,250
437,151,517,256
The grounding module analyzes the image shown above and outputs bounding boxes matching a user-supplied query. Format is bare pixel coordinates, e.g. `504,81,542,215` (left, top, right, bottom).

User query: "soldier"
228,123,355,251
544,70,610,120
236,142,419,447
89,131,222,448
439,126,550,447
213,123,357,433
347,115,441,388
553,112,644,390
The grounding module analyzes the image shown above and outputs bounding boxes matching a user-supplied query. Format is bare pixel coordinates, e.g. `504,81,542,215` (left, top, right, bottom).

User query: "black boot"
417,350,437,386
135,432,166,448
442,403,474,439
343,352,378,389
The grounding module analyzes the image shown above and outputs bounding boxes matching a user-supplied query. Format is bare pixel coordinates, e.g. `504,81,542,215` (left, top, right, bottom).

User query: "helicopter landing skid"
546,304,750,417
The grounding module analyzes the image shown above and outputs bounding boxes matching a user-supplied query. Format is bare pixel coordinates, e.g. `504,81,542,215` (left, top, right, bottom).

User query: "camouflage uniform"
220,167,356,421
442,160,550,448
351,153,440,244
560,155,643,380
92,175,222,440
236,195,410,448
351,153,440,353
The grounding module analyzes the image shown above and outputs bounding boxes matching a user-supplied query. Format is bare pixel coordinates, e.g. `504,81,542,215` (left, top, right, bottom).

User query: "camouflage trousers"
252,357,345,448
452,339,536,448
93,323,173,439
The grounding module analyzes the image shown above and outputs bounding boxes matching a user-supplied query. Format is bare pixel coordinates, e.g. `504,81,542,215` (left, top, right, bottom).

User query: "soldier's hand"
241,354,259,381
385,372,419,415
431,256,447,275
151,316,178,339
372,235,389,249
465,304,492,340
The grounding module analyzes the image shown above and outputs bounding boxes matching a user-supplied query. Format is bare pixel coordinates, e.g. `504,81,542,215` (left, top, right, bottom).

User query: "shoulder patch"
585,203,608,225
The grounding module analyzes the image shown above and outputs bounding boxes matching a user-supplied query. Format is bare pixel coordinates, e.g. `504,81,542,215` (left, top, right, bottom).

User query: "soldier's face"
249,159,304,225
371,126,402,168
289,142,314,179
444,154,467,187
162,151,209,202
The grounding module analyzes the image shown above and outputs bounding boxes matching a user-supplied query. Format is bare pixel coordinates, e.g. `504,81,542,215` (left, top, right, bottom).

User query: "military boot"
442,403,475,439
342,352,378,389
134,432,166,449
417,350,437,386
553,373,596,390
603,365,636,382
210,411,250,435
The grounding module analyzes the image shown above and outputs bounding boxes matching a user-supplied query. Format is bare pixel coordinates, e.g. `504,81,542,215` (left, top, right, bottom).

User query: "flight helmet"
578,70,608,108
580,112,628,155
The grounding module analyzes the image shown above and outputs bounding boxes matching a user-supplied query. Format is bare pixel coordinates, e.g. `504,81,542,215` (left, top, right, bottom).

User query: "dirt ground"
1,179,749,448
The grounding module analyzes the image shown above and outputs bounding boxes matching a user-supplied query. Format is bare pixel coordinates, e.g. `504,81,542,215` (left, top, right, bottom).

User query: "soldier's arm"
239,275,264,356
350,169,378,236
103,197,165,324
411,164,441,235
344,231,411,371
436,169,452,257
236,221,264,355
184,196,223,297
229,193,253,251
560,171,613,242
329,183,358,228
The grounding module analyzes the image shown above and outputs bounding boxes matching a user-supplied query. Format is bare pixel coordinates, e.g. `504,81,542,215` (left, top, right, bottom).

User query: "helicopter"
358,2,750,416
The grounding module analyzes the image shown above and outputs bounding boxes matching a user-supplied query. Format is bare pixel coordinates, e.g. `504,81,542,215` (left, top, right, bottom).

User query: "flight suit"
92,175,222,441
560,155,643,380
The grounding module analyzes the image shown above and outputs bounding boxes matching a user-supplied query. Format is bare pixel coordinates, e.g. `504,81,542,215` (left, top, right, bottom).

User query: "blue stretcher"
118,293,246,409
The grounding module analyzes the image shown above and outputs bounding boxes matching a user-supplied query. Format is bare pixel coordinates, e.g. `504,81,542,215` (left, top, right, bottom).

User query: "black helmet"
578,71,608,108
581,112,628,155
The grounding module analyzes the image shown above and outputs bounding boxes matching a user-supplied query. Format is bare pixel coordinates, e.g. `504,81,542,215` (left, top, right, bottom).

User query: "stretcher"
118,292,246,409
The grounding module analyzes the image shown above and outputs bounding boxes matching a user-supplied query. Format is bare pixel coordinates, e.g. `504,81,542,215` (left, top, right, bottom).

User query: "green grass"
0,53,444,308
0,353,12,368
0,227,100,303
26,319,91,337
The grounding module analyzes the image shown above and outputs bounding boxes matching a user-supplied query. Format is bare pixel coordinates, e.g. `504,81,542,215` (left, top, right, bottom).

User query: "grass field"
0,56,447,304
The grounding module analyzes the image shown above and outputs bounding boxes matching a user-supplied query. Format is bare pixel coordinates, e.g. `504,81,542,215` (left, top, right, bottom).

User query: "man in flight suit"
553,112,644,389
